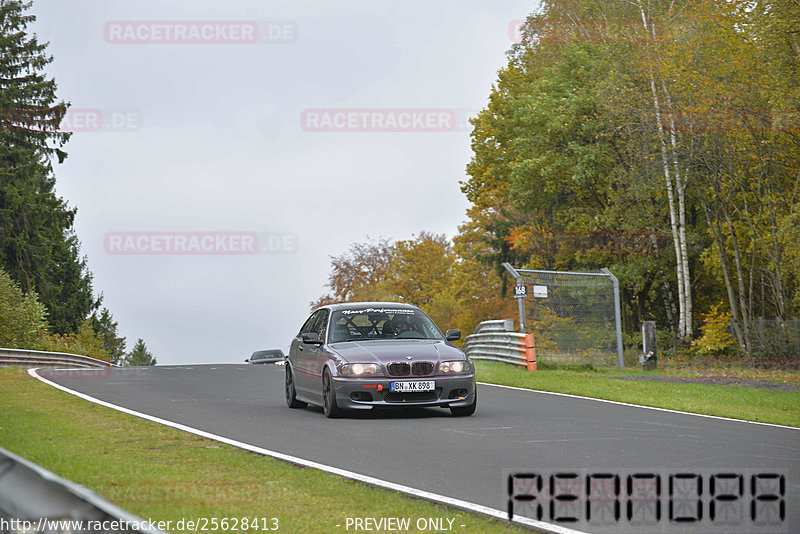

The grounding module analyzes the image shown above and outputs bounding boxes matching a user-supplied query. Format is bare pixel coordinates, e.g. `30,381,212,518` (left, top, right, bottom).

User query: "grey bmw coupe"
285,302,477,418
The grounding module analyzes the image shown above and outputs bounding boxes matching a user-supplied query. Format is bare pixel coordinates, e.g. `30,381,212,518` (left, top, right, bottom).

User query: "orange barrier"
523,333,536,371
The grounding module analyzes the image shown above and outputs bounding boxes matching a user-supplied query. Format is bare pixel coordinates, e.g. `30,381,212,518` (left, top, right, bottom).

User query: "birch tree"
631,0,693,341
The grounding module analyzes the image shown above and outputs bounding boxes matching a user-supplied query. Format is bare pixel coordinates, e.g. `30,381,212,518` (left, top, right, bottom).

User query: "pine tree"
123,338,156,367
0,0,97,333
90,306,127,365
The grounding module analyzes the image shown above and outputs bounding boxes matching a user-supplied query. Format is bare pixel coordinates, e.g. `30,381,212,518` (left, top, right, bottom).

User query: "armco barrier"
0,347,114,368
463,319,536,371
0,446,166,534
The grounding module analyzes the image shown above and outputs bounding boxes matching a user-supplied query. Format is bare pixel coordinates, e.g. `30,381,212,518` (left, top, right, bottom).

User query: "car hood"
329,339,465,364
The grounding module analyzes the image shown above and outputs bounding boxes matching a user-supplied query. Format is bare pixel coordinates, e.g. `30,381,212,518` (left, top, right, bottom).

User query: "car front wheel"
322,368,342,418
285,366,307,409
450,389,477,417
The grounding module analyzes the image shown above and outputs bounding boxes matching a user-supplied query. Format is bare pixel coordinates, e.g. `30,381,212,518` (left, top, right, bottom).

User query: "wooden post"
642,321,657,370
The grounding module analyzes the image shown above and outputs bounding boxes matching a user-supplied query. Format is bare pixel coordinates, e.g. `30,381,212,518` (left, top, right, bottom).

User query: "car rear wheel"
450,389,477,417
285,366,307,408
322,369,342,418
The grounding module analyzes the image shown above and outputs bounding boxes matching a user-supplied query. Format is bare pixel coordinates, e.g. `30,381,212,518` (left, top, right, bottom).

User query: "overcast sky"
29,0,538,365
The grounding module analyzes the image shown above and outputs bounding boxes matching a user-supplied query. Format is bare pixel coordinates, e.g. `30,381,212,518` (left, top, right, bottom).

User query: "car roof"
323,302,421,312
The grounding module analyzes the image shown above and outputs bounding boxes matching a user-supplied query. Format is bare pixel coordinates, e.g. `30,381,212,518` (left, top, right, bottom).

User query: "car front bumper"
331,374,476,410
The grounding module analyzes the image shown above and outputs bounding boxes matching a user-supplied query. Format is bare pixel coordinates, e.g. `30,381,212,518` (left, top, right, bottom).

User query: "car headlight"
438,360,473,375
339,363,382,377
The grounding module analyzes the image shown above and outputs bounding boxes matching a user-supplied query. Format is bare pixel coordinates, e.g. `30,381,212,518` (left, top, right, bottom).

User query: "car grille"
383,389,441,403
387,362,411,376
412,362,434,376
387,361,434,376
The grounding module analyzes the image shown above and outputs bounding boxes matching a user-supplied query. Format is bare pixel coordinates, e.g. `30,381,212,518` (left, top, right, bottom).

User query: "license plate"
390,380,435,393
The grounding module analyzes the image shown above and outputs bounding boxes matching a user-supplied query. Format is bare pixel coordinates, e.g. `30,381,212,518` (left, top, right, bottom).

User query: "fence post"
602,268,625,370
502,262,526,333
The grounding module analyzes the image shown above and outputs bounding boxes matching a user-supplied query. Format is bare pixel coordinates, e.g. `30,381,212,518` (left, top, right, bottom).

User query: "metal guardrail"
0,347,114,368
463,319,537,371
0,446,165,534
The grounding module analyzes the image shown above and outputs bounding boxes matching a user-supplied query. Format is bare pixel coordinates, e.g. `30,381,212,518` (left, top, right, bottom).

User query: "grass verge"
475,360,800,427
0,368,525,534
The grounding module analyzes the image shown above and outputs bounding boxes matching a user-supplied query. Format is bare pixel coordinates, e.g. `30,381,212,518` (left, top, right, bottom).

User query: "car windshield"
252,350,282,359
328,307,443,343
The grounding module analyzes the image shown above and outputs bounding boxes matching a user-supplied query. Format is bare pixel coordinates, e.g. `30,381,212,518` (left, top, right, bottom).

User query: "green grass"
4,364,796,534
475,360,800,427
0,368,525,534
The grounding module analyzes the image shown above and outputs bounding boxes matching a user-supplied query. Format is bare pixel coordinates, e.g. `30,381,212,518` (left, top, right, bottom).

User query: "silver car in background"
285,302,477,418
245,349,285,364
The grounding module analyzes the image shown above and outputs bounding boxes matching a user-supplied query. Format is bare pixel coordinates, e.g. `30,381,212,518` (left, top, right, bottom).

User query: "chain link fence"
503,264,624,369
749,317,800,358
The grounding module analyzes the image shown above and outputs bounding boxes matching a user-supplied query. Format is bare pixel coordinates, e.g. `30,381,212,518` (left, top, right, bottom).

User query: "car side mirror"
301,332,324,345
445,329,461,341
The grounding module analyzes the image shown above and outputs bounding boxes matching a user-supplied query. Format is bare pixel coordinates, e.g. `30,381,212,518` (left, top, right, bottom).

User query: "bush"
0,267,49,347
0,267,110,361
39,320,110,362
691,304,737,357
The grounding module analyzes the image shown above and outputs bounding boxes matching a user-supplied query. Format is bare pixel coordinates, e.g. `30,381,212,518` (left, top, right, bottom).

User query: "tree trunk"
662,79,693,339
637,3,691,341
722,207,752,353
701,200,745,352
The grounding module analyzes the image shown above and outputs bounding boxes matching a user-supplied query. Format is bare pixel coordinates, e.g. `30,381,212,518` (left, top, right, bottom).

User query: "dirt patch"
608,375,800,392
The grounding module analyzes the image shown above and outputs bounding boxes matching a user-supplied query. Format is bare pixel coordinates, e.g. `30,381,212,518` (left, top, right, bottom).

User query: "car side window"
315,309,330,341
300,312,320,335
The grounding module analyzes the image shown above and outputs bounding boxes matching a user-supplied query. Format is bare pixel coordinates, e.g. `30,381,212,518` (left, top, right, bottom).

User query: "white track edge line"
477,381,799,430
27,368,586,534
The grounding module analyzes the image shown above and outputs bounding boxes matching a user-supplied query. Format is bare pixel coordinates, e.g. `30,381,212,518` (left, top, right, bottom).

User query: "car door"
306,309,331,396
291,309,326,395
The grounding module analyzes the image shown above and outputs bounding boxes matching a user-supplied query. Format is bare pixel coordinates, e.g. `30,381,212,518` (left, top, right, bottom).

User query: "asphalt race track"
36,365,799,533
